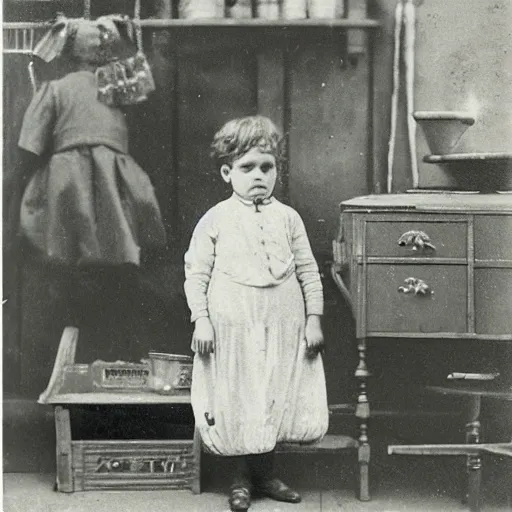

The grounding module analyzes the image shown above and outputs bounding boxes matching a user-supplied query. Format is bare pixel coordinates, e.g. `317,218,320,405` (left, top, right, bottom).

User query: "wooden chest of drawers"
340,194,512,341
334,193,512,501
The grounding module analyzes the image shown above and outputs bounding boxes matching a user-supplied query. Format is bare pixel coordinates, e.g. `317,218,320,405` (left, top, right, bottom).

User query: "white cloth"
191,272,329,455
184,195,329,455
184,194,324,321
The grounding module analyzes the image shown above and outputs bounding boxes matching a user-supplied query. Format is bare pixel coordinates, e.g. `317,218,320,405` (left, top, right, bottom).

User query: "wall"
3,3,370,405
3,0,512,471
372,0,512,191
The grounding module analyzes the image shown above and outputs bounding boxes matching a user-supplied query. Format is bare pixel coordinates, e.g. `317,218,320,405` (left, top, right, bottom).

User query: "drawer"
365,265,468,334
72,439,198,491
475,269,512,336
365,221,467,259
474,216,512,261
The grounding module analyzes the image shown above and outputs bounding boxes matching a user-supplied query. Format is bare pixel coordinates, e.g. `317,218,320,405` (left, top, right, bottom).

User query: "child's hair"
211,115,284,167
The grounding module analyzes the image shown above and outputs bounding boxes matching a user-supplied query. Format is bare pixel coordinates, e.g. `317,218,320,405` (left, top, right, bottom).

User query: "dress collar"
232,193,274,208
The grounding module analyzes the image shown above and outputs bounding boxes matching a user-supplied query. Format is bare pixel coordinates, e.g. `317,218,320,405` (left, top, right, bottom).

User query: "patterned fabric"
18,71,166,266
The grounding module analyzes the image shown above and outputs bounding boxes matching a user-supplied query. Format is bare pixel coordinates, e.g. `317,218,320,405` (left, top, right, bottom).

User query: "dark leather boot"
248,451,302,504
258,478,302,503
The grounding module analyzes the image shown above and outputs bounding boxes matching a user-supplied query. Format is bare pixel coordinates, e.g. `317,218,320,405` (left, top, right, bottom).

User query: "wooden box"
72,439,198,491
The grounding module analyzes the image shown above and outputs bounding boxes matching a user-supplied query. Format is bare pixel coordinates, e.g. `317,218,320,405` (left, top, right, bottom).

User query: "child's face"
221,147,277,201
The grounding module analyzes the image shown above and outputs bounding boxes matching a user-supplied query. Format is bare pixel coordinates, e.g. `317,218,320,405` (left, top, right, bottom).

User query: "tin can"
308,0,344,18
147,352,193,394
179,0,224,19
227,0,253,18
256,0,280,20
282,0,306,19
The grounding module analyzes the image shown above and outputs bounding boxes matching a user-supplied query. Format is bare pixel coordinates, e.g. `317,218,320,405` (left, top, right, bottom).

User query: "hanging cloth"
95,0,155,106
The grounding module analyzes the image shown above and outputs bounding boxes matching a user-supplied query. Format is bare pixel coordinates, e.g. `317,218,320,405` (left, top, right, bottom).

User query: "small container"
179,0,224,19
413,111,475,155
256,0,281,19
147,352,193,394
308,0,344,19
282,0,307,19
227,0,253,18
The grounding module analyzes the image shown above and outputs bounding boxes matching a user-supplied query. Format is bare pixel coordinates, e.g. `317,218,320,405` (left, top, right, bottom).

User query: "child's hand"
305,315,325,358
193,317,215,355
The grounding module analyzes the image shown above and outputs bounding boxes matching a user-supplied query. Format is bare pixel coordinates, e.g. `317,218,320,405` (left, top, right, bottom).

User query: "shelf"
3,18,381,30
424,152,512,167
422,153,512,192
40,391,192,405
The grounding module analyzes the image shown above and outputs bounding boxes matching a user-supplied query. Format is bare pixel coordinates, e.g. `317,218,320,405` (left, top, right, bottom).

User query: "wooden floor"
4,455,511,512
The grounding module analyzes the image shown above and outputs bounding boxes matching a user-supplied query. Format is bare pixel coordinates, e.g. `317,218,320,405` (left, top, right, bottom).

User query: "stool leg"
465,396,482,512
191,426,201,494
55,406,73,493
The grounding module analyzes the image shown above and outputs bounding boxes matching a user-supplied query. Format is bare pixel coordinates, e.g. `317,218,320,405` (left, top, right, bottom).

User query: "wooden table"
388,381,512,512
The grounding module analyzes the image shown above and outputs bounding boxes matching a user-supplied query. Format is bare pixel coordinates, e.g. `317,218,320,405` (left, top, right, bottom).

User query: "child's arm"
184,212,217,354
291,211,325,358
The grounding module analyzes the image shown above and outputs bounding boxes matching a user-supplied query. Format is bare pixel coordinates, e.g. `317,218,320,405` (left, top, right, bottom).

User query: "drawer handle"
398,277,432,296
397,230,436,252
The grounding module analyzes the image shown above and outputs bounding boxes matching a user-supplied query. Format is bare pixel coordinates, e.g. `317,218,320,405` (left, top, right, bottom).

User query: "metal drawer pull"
397,230,436,252
398,277,432,296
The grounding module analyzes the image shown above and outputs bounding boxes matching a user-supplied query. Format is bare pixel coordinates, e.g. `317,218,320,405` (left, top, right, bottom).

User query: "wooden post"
465,395,482,512
55,405,73,492
191,426,202,494
256,47,287,202
39,327,79,404
347,0,368,64
355,337,370,501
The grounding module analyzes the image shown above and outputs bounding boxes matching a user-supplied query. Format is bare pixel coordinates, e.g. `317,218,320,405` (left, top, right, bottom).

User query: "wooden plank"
20,260,72,397
126,29,178,250
2,53,34,395
39,327,79,404
256,47,286,201
44,391,192,405
288,34,370,256
176,45,257,253
277,434,358,453
3,19,381,29
192,427,201,494
55,406,73,492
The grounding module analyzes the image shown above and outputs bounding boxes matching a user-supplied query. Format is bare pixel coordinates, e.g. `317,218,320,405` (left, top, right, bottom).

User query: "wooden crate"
72,439,199,491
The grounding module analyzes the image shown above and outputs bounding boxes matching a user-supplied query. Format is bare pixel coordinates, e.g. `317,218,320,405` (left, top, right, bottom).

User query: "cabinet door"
365,265,468,335
475,269,512,336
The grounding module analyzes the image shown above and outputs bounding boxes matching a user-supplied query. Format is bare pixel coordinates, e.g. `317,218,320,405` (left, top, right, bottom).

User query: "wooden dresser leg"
191,426,201,494
465,396,482,512
355,337,371,501
358,442,370,501
55,405,73,493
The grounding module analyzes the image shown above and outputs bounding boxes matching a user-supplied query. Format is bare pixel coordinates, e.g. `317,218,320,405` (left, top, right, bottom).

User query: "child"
184,116,329,511
17,16,166,358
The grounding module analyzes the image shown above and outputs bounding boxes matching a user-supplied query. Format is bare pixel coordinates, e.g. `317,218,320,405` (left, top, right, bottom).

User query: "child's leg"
248,450,302,504
246,450,275,484
229,456,252,512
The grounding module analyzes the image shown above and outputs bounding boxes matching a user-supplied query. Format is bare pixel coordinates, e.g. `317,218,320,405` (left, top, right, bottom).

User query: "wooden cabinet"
334,193,512,500
341,194,512,342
